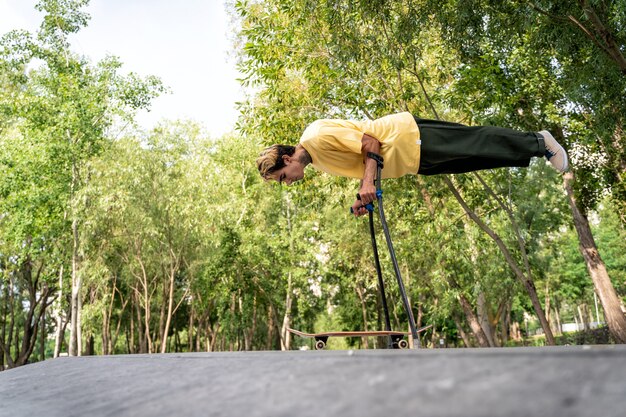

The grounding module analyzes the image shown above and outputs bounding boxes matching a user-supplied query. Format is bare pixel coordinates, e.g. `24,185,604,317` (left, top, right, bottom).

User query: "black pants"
415,117,546,175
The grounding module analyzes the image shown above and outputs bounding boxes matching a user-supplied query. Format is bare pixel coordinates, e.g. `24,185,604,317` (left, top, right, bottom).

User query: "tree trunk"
477,290,496,347
355,283,369,349
39,311,45,361
157,277,167,353
160,264,178,354
69,217,81,357
500,302,511,346
188,303,195,352
553,306,562,336
4,274,18,369
102,306,110,356
1,283,8,370
578,304,590,331
84,334,94,356
102,276,120,355
229,294,236,351
266,305,275,350
453,316,473,348
209,321,220,352
564,172,626,343
593,292,601,325
54,265,64,358
249,295,258,351
280,273,293,351
458,293,492,347
13,259,52,367
134,292,146,353
280,192,296,351
545,281,553,335
240,295,251,351
111,300,126,355
129,299,136,354
447,274,492,347
173,325,180,352
77,284,83,355
139,261,153,354
510,321,522,341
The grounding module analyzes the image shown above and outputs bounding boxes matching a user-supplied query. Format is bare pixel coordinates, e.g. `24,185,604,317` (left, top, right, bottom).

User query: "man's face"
267,155,305,185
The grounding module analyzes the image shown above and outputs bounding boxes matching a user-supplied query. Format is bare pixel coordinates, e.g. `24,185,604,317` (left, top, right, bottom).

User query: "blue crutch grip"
350,190,382,214
350,203,374,214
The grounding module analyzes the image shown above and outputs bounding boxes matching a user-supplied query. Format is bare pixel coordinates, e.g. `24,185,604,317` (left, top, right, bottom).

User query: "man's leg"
415,117,547,175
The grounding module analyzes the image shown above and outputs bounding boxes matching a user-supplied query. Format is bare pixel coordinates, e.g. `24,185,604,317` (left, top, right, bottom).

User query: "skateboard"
288,325,433,350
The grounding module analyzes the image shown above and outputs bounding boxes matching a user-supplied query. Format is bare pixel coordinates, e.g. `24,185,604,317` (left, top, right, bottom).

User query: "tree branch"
579,0,626,73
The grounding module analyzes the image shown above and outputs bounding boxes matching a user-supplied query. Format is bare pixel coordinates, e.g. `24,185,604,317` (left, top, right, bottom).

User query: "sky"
0,0,243,137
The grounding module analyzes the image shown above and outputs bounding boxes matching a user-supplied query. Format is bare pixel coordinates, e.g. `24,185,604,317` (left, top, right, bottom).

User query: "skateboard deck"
288,325,433,350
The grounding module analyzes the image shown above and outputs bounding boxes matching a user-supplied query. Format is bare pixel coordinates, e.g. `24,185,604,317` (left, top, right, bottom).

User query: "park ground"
0,345,625,417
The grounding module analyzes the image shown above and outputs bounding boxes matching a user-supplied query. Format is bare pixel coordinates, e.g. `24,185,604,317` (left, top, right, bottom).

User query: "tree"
0,0,164,365
233,0,625,344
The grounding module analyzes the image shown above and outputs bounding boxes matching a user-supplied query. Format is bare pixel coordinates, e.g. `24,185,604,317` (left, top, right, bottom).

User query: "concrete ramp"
1,345,624,417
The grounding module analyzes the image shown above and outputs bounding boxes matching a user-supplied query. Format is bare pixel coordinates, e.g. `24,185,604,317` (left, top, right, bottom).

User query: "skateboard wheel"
397,339,409,349
315,340,326,350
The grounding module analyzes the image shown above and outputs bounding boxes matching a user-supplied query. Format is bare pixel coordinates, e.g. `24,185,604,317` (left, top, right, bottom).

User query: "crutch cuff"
366,152,384,168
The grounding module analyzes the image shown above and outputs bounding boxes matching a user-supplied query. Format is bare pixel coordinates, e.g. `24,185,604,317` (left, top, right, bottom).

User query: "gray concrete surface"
0,345,624,417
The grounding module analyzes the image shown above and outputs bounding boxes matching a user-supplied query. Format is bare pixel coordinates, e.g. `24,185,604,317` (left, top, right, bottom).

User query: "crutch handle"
349,190,383,214
350,194,374,214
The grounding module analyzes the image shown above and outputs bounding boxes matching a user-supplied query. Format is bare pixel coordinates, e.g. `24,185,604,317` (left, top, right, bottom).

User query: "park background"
1,0,625,368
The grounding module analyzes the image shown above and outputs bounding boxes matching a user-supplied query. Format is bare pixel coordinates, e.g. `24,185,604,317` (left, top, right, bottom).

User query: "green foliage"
231,0,625,348
3,0,626,366
556,326,613,345
426,0,626,218
0,0,164,366
595,200,626,302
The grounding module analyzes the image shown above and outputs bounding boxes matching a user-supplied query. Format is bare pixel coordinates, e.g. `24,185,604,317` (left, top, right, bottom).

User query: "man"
256,112,568,216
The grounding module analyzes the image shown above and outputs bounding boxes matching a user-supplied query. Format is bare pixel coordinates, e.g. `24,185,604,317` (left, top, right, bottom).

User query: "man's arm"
351,133,381,216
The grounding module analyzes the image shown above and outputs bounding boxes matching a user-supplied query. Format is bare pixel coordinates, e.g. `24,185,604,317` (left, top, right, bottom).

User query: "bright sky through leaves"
0,0,242,137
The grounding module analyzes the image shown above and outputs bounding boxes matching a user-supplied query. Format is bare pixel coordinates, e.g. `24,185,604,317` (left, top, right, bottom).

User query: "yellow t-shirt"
299,112,420,179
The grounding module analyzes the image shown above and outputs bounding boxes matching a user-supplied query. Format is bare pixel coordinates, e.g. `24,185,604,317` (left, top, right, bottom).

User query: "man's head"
256,144,311,185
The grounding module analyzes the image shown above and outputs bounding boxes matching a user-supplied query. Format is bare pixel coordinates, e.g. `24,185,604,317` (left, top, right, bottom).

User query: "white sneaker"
540,130,568,172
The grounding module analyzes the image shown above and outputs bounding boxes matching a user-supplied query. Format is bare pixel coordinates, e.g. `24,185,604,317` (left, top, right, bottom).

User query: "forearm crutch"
353,152,422,348
368,208,394,348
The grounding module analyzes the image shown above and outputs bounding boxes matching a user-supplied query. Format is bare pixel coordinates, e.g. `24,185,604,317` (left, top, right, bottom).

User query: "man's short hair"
256,144,296,179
